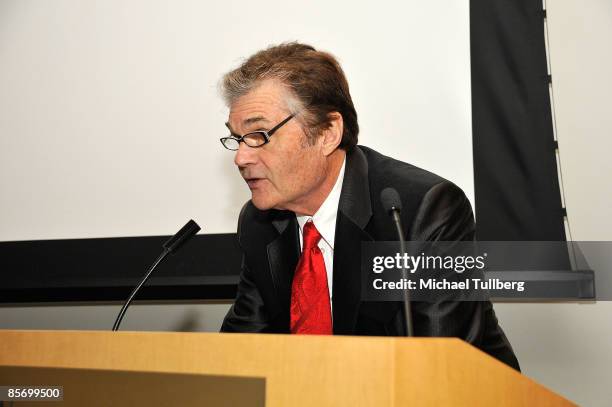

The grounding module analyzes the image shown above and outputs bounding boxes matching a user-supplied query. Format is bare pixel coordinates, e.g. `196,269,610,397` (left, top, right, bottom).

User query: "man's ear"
320,112,344,156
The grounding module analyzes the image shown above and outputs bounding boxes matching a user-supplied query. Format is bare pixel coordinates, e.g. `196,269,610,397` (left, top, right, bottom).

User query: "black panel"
0,234,241,303
471,0,567,241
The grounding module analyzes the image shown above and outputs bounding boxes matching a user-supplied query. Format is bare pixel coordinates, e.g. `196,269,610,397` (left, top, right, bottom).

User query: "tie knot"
302,220,322,249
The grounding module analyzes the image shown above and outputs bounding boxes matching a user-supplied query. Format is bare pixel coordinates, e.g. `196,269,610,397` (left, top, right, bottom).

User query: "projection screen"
0,0,473,241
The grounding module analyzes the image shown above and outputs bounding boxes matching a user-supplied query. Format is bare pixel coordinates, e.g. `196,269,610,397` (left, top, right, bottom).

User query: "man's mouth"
244,177,265,189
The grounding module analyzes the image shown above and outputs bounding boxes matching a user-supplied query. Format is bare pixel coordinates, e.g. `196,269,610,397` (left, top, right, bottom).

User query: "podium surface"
0,330,573,406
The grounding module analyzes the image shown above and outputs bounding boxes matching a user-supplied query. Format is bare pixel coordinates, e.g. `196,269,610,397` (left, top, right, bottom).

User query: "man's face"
227,80,327,212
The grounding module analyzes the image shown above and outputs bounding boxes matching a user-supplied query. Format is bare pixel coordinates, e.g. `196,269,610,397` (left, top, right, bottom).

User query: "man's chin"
251,195,277,211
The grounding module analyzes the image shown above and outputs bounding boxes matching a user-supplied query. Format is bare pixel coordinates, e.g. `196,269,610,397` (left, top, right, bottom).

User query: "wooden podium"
0,330,573,406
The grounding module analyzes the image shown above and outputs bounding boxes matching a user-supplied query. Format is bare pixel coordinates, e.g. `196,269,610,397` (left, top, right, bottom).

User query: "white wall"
0,0,473,241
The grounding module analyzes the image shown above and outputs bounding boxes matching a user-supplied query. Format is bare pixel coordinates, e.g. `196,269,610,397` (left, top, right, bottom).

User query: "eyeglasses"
220,114,295,151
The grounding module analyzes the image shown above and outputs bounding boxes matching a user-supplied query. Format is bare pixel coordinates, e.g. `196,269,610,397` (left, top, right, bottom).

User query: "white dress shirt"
296,158,346,303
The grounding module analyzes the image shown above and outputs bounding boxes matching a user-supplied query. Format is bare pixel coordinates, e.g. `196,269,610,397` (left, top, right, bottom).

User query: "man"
218,42,519,370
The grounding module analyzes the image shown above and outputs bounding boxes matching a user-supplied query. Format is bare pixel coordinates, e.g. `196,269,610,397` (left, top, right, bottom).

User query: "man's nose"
234,141,258,168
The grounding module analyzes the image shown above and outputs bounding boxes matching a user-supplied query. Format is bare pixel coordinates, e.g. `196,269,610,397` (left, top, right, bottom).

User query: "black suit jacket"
221,145,520,371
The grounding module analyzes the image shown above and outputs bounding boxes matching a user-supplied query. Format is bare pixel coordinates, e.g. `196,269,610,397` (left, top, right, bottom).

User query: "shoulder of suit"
357,145,456,199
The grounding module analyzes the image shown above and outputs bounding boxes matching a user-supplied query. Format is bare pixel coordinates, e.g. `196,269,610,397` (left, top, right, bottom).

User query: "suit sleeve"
407,180,474,242
408,181,520,370
220,203,271,333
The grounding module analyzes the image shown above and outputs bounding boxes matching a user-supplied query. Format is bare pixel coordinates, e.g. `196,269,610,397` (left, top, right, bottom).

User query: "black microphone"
112,219,201,331
162,219,201,253
380,188,414,337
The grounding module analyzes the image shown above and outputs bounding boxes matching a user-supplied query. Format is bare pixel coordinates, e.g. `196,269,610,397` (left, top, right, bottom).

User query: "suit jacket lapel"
267,211,300,322
333,147,374,334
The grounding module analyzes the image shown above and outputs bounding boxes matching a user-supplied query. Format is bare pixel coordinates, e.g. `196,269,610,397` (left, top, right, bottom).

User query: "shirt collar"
296,157,346,249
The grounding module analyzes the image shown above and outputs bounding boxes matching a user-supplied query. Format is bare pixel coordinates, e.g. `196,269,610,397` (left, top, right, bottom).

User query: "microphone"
162,219,201,253
380,188,414,337
112,219,201,331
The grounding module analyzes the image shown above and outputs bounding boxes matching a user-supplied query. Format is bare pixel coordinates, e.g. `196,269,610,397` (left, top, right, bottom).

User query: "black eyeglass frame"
220,114,295,151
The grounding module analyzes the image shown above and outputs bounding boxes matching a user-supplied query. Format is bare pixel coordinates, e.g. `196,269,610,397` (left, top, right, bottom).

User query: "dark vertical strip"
471,0,566,241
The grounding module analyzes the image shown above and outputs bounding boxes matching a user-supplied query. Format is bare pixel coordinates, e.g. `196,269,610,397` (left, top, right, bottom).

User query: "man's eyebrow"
225,116,271,134
243,116,270,126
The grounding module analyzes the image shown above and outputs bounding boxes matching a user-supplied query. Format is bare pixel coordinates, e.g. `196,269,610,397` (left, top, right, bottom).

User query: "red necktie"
290,220,333,334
